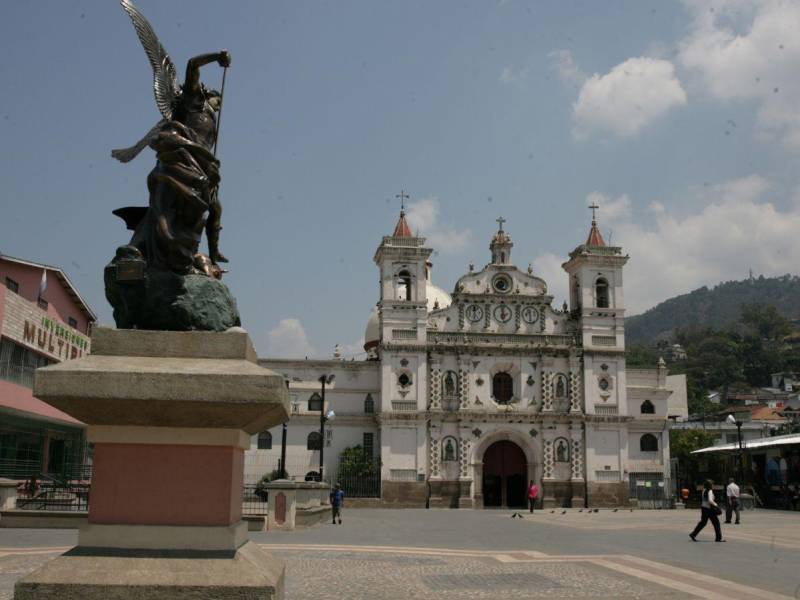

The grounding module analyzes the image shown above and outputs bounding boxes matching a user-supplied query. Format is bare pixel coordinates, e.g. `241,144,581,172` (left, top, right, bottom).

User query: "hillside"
625,274,800,345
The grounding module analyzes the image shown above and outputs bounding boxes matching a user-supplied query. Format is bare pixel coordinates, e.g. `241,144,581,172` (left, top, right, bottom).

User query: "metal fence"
629,472,672,509
327,465,381,498
242,485,269,515
16,481,90,512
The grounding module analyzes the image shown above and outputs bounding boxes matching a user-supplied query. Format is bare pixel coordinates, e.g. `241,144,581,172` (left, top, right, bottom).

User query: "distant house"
0,253,95,480
672,403,788,446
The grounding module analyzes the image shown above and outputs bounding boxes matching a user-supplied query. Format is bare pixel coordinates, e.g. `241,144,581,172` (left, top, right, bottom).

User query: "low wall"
381,481,427,507
0,509,88,529
587,482,633,507
296,505,329,528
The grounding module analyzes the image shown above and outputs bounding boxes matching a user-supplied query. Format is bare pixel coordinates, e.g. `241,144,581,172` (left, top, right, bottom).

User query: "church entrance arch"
482,440,527,508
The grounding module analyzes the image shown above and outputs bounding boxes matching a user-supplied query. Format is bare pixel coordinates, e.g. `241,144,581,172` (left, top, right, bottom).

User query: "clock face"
521,306,539,324
492,274,512,294
493,304,512,323
466,304,484,322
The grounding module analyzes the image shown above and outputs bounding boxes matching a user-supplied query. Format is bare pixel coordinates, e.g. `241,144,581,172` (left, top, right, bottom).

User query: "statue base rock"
105,249,240,332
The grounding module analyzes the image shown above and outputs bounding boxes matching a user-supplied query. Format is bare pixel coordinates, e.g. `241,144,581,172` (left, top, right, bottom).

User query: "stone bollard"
0,478,18,511
266,480,331,530
14,327,289,600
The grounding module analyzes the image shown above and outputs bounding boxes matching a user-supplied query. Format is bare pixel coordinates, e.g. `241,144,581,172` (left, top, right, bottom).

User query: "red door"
482,441,527,508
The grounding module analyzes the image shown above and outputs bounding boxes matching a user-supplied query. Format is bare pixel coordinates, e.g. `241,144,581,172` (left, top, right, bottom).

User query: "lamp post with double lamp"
318,374,335,482
726,413,745,488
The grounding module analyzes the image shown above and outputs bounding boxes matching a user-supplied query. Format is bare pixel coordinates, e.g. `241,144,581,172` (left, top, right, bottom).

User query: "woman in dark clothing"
690,479,725,542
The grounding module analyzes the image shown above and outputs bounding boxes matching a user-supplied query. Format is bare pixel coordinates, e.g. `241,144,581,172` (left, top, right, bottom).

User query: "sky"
2,0,800,359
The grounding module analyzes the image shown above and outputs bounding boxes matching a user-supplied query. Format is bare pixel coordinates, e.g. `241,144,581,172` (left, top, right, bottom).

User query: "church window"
398,373,411,388
363,433,374,458
492,372,513,404
443,372,457,397
599,377,609,392
555,438,570,462
257,431,272,450
307,432,322,451
595,278,609,308
640,400,655,414
308,393,322,412
364,394,374,414
442,437,458,461
397,270,412,301
640,433,658,452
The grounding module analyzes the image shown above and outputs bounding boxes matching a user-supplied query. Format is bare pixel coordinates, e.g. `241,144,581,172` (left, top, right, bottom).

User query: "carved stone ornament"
472,428,482,438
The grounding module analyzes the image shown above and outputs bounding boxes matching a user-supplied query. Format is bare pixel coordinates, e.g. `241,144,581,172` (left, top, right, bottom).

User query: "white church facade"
252,210,683,508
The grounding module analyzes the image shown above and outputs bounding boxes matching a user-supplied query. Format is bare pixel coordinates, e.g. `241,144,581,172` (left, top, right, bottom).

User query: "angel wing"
111,119,165,163
120,0,181,120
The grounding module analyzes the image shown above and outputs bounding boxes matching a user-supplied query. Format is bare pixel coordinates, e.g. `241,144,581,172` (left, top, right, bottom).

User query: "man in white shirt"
725,477,741,525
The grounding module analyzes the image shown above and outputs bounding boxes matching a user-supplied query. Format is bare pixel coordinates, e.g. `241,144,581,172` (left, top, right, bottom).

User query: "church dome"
364,306,379,353
426,280,452,312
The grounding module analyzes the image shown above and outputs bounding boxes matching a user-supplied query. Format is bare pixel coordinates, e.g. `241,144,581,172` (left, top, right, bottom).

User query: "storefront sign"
2,292,90,361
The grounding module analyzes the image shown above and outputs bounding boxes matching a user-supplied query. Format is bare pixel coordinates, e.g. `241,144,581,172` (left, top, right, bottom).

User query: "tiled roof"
392,211,413,238
586,221,606,247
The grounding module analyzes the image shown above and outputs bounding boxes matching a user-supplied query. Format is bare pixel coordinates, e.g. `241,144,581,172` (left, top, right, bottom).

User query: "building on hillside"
0,254,95,479
672,403,788,446
251,211,687,508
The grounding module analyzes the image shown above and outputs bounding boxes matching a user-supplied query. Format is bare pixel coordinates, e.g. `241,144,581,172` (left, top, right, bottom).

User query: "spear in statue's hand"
213,50,230,157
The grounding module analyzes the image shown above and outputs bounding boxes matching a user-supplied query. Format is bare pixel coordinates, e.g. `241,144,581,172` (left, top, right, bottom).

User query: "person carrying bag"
690,479,725,542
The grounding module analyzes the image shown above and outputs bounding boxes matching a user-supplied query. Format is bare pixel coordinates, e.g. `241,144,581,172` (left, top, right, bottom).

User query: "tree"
625,344,660,367
740,302,791,342
670,429,723,488
337,445,375,476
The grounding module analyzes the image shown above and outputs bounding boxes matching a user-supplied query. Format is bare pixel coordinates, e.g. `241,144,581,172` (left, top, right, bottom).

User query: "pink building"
0,253,96,479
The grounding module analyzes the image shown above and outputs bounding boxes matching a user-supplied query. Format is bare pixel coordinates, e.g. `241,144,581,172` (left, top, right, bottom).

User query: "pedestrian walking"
527,480,539,514
690,479,725,542
725,477,740,525
330,482,344,525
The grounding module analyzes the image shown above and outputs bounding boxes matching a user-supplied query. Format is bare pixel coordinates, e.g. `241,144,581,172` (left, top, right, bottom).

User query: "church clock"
493,304,512,323
521,306,539,324
465,304,483,322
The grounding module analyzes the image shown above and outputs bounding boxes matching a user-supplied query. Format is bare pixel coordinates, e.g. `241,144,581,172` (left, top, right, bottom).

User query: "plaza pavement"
1,508,799,599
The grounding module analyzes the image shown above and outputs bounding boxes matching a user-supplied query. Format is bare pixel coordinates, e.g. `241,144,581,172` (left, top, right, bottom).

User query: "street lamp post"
280,380,289,479
318,374,335,481
726,413,745,487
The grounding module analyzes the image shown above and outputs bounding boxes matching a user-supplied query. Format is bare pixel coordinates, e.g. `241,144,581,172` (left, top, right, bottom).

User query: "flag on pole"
38,269,48,298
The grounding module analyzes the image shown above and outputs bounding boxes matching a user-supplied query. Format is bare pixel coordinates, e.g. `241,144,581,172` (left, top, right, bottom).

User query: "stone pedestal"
265,480,329,530
15,327,289,600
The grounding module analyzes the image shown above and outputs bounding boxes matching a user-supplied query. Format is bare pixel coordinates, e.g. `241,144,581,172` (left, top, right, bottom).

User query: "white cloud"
336,337,366,359
500,66,527,84
586,191,632,222
534,176,800,315
548,49,586,87
679,0,800,148
572,57,687,138
267,318,315,358
405,196,472,254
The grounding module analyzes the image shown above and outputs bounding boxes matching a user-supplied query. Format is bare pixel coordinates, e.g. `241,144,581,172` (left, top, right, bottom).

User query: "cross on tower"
496,216,506,232
396,189,410,212
589,202,599,222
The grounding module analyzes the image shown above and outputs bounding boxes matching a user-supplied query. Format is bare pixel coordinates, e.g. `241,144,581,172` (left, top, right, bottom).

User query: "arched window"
364,394,374,414
397,270,412,301
308,393,322,412
596,277,609,308
443,371,457,397
257,431,272,450
307,431,322,450
640,400,655,414
492,372,513,404
640,433,658,452
304,471,321,482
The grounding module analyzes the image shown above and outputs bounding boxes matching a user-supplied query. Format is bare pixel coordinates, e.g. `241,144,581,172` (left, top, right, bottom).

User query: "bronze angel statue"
112,0,230,273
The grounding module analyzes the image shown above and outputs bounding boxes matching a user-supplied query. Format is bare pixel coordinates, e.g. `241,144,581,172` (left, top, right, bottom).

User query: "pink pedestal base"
89,442,243,527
